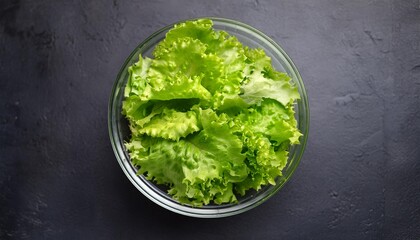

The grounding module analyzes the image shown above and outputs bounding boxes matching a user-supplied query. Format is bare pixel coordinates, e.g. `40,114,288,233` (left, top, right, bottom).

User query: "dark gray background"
1,0,419,239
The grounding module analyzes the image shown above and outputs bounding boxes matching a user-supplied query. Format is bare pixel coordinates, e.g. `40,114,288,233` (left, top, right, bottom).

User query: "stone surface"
1,0,419,239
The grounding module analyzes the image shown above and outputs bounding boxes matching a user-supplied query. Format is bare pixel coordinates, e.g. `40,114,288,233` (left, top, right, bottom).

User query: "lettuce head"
122,19,301,206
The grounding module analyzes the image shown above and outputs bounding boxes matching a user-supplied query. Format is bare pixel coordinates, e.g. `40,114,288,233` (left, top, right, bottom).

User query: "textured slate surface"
1,0,419,239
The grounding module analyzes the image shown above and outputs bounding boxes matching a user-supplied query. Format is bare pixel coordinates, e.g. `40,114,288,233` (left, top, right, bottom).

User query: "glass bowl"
108,17,309,218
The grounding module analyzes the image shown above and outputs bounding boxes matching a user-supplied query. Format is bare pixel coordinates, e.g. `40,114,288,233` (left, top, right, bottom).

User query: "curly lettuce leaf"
126,108,248,205
231,99,300,195
153,19,246,110
240,48,300,106
139,108,200,141
124,55,152,97
153,18,215,56
234,134,286,195
236,99,302,145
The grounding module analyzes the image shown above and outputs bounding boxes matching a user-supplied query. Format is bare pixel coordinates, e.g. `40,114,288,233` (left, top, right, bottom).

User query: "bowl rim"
108,16,309,218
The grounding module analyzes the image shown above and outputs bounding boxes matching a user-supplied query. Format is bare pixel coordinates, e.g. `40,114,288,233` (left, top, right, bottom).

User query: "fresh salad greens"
123,19,301,206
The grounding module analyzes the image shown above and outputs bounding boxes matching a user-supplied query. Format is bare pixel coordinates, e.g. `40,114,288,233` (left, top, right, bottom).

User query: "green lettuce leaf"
139,108,200,141
125,107,250,206
124,55,152,97
240,48,300,106
236,99,302,145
